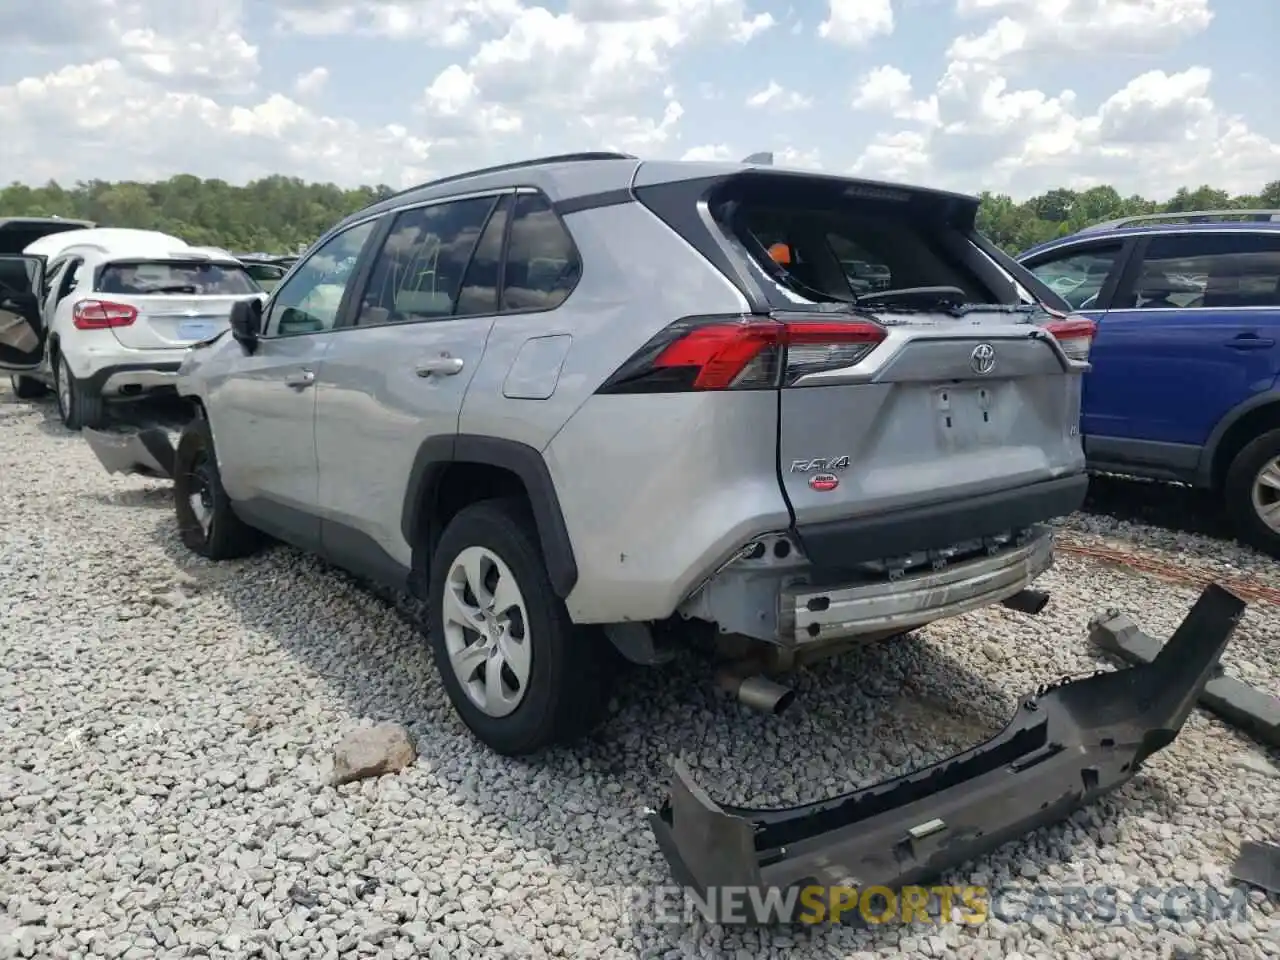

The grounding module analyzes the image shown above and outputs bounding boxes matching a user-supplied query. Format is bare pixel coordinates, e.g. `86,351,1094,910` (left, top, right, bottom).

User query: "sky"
1,0,1276,201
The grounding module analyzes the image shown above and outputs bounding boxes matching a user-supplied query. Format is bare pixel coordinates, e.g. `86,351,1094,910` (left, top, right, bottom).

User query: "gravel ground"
2,384,1278,960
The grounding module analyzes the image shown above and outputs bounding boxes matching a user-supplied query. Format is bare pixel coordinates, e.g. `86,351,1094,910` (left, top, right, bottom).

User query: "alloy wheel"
1251,456,1280,534
441,546,532,718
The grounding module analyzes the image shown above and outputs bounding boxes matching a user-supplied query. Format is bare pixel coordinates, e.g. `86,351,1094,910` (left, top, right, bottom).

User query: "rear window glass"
709,177,1010,309
97,260,261,296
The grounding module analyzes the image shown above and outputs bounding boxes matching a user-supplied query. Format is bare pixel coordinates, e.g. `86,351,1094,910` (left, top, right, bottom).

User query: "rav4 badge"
809,473,840,492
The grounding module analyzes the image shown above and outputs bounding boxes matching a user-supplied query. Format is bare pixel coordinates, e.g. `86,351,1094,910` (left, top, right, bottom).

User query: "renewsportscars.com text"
617,883,1253,926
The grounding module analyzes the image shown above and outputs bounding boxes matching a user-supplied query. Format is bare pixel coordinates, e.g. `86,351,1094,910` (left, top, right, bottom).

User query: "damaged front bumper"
82,426,176,480
647,583,1245,923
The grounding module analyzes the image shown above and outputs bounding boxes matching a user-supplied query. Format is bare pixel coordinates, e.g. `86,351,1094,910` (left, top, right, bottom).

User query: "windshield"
97,260,261,296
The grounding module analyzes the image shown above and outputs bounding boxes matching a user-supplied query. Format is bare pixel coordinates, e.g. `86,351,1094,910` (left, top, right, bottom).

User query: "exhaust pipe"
718,672,796,715
1002,589,1050,615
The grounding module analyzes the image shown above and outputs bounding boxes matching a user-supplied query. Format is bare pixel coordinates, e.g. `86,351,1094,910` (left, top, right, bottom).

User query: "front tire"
54,354,106,430
428,498,614,756
172,419,261,560
1223,427,1280,559
9,375,47,400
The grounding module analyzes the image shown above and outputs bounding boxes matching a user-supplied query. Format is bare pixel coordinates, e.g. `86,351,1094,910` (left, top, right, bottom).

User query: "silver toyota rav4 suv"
85,152,1092,757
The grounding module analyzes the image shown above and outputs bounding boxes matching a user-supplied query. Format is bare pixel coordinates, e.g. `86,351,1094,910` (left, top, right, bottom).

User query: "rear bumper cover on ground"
648,583,1245,923
82,426,176,480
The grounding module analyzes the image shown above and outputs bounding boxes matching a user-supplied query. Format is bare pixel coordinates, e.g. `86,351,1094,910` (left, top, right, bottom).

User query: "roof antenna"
742,152,774,165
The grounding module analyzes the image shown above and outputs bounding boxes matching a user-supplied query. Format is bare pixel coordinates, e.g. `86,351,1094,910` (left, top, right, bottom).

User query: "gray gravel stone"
2,385,1278,960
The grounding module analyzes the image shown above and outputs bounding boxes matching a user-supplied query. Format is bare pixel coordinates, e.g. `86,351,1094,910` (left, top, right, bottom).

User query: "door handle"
1225,334,1276,350
415,356,465,377
284,369,316,389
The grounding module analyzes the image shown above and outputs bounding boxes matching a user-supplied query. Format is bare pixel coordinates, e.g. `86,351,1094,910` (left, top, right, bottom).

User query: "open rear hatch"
0,218,97,370
633,165,1093,570
648,583,1246,923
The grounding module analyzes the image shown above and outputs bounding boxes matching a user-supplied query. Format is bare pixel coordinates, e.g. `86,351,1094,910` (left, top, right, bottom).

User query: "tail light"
74,300,138,330
1044,317,1094,362
596,314,887,393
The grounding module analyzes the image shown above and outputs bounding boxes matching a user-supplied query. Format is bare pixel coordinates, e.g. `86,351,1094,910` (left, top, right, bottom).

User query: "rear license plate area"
933,384,998,445
177,319,219,340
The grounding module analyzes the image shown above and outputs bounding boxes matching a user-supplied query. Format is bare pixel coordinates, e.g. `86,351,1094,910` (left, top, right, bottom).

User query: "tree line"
2,175,1277,256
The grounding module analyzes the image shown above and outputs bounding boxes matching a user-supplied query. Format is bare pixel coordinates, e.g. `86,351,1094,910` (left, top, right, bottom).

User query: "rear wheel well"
419,462,532,571
1211,402,1280,490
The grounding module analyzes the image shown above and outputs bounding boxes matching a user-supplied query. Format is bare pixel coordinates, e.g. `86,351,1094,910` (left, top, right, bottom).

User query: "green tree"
0,174,1273,256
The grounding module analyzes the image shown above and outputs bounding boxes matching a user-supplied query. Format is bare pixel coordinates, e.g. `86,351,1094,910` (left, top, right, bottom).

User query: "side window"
1025,243,1122,310
1129,233,1280,310
266,219,378,337
58,258,83,302
456,195,511,316
41,259,65,301
500,193,580,313
356,196,497,326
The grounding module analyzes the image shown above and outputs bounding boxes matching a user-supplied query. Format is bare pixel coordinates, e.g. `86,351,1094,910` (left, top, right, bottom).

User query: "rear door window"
499,193,580,313
1124,233,1280,310
355,196,497,325
97,260,260,295
1023,243,1124,310
456,195,511,316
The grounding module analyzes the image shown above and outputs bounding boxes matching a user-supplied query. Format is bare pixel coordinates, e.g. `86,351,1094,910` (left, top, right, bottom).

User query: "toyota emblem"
970,342,996,375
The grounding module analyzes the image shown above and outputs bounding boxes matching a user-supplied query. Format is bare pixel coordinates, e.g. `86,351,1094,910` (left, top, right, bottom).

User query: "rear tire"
54,354,106,430
172,419,261,560
8,375,47,400
1223,428,1280,559
427,497,614,756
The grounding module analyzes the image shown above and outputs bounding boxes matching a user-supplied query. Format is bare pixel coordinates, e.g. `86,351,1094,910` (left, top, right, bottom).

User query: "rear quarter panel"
458,199,751,449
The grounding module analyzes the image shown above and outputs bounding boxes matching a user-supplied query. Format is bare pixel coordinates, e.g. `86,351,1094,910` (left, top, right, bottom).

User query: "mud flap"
647,583,1246,923
82,427,176,480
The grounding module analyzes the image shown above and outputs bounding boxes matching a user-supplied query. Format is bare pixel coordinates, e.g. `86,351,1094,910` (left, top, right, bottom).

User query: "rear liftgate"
648,583,1246,923
82,427,176,480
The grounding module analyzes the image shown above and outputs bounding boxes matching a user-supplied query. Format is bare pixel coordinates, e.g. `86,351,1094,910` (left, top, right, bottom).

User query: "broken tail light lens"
1043,317,1095,362
597,314,887,393
73,300,139,330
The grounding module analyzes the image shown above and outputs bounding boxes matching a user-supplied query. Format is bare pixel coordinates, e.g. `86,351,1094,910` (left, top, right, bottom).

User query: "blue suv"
1018,210,1280,557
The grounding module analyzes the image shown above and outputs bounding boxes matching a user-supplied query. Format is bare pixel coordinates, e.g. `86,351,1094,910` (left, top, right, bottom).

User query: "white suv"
1,227,265,429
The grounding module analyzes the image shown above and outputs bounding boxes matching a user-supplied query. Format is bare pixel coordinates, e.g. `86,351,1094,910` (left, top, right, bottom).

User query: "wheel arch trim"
402,434,579,598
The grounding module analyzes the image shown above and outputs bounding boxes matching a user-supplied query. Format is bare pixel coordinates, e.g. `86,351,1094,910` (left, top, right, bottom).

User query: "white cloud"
818,0,894,45
0,59,433,188
949,0,1214,66
293,67,329,98
853,64,1280,198
775,146,822,170
0,0,1274,204
272,0,523,43
746,80,812,111
680,143,735,161
853,66,939,125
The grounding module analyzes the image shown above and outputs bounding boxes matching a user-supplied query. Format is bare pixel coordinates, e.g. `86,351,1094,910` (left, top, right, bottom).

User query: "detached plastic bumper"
82,427,176,480
648,583,1245,920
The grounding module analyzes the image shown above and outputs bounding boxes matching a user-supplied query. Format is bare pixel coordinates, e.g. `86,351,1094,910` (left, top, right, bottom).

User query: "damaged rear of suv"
78,154,1240,909
596,163,1092,673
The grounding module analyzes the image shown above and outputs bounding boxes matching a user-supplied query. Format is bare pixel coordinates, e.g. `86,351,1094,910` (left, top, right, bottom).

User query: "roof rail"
1078,209,1280,234
368,151,639,209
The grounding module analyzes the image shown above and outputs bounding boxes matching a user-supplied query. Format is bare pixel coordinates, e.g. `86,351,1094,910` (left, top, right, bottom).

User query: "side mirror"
229,297,262,353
